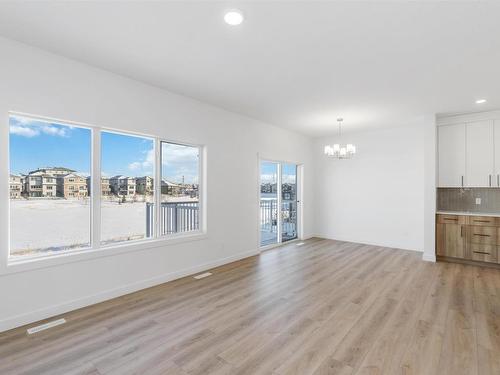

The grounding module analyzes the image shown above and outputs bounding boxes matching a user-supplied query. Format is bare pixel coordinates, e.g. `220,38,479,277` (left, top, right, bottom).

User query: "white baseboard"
0,248,259,333
422,253,436,262
314,234,422,253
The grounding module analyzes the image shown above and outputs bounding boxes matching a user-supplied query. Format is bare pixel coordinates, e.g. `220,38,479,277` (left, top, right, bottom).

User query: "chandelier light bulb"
323,118,357,159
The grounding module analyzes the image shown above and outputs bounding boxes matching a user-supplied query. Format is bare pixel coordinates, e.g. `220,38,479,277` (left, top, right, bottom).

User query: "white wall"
313,117,435,252
423,117,437,261
0,38,315,332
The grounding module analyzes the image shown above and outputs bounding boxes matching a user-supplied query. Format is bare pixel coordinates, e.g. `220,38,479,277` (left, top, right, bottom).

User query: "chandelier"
324,118,356,159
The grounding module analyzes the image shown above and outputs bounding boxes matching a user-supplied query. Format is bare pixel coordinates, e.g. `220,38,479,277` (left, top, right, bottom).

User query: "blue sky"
101,131,154,177
9,115,199,184
9,116,91,175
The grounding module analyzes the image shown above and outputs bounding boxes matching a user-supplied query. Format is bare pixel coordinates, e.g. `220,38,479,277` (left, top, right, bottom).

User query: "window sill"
2,231,208,276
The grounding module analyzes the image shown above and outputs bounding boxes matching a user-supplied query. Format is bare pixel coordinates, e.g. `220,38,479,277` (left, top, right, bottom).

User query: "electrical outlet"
476,197,481,205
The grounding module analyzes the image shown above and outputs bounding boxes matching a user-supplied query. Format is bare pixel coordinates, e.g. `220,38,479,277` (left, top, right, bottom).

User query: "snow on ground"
10,199,149,257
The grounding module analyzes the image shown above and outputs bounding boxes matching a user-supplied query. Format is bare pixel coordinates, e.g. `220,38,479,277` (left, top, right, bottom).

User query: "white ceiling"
0,1,499,137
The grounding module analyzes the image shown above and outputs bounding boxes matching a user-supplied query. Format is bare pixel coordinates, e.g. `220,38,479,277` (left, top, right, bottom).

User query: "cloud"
9,116,70,138
40,125,68,137
128,161,142,171
161,144,199,184
128,148,155,174
161,143,199,165
9,125,40,137
11,115,34,125
144,148,154,168
260,173,277,183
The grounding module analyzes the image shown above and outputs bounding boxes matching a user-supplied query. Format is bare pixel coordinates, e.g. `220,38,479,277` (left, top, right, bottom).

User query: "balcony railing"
260,198,297,246
146,199,296,243
260,199,277,233
146,201,199,237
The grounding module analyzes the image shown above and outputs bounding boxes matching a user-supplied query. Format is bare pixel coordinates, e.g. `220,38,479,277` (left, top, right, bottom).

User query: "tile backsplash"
437,188,500,214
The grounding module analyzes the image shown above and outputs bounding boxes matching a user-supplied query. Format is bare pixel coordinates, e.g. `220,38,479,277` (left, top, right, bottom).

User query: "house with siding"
25,171,57,197
9,174,23,199
110,175,136,196
85,176,111,196
136,176,154,196
56,173,88,198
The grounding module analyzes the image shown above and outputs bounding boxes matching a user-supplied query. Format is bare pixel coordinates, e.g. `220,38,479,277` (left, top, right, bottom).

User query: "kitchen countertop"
437,211,500,217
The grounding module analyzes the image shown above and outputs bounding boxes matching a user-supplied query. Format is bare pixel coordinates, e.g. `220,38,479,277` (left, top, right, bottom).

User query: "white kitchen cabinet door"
466,120,494,187
494,120,500,187
438,124,466,187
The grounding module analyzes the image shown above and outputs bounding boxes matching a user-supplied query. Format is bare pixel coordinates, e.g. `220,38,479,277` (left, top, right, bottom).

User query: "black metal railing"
260,199,277,233
260,198,297,245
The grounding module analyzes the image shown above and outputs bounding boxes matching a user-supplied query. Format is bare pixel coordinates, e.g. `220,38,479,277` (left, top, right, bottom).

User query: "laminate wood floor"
2,238,500,375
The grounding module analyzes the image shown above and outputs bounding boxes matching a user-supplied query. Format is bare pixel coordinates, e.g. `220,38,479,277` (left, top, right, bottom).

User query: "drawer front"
469,226,497,245
437,215,466,225
469,243,498,263
468,216,497,226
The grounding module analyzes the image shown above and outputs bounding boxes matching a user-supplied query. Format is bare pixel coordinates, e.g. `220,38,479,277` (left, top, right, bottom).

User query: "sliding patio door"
260,160,299,247
281,163,298,242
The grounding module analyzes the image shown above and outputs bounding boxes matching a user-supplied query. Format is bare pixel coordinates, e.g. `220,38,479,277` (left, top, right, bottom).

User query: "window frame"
3,111,206,274
158,140,204,238
99,129,156,246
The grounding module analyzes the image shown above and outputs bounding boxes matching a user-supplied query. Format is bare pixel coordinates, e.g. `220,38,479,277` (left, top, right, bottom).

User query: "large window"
7,113,204,262
160,142,200,235
9,115,91,258
101,131,155,245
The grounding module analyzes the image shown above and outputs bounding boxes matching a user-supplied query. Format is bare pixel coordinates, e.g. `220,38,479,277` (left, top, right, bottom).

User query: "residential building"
109,175,136,196
30,167,75,176
161,179,182,195
25,171,57,197
56,173,88,198
136,176,154,195
101,177,111,196
85,177,111,196
9,174,23,199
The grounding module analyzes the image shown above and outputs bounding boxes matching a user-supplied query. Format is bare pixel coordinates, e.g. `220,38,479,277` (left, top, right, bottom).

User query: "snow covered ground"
9,199,151,257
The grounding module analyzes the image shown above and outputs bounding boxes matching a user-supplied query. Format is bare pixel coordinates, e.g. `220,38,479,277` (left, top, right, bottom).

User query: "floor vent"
27,318,66,335
296,242,305,246
193,272,212,279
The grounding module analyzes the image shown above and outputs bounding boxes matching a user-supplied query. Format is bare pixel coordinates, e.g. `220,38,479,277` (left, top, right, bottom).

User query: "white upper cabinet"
438,112,500,188
438,124,466,187
494,120,500,187
465,120,494,187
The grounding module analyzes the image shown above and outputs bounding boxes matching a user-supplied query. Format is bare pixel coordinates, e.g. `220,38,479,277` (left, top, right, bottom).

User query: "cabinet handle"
490,175,492,187
444,218,458,221
498,174,499,187
474,233,491,237
473,251,491,255
473,220,491,223
461,225,464,237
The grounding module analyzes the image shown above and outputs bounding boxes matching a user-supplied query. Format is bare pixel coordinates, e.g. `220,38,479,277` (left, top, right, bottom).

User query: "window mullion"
155,139,162,238
91,129,101,249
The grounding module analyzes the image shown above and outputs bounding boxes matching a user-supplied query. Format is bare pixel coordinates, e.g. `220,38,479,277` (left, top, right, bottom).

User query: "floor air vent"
27,318,66,334
193,272,212,279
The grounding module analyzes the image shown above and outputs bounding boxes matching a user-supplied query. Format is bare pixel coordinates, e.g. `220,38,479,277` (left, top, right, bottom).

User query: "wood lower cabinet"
436,213,500,265
436,222,466,258
469,243,497,263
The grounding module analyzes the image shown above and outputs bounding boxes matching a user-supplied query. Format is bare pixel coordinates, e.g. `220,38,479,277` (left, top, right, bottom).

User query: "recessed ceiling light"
224,9,244,26
476,99,487,104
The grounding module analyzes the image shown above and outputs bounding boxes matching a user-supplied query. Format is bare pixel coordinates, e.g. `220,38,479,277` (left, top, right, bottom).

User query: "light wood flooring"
1,238,500,375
